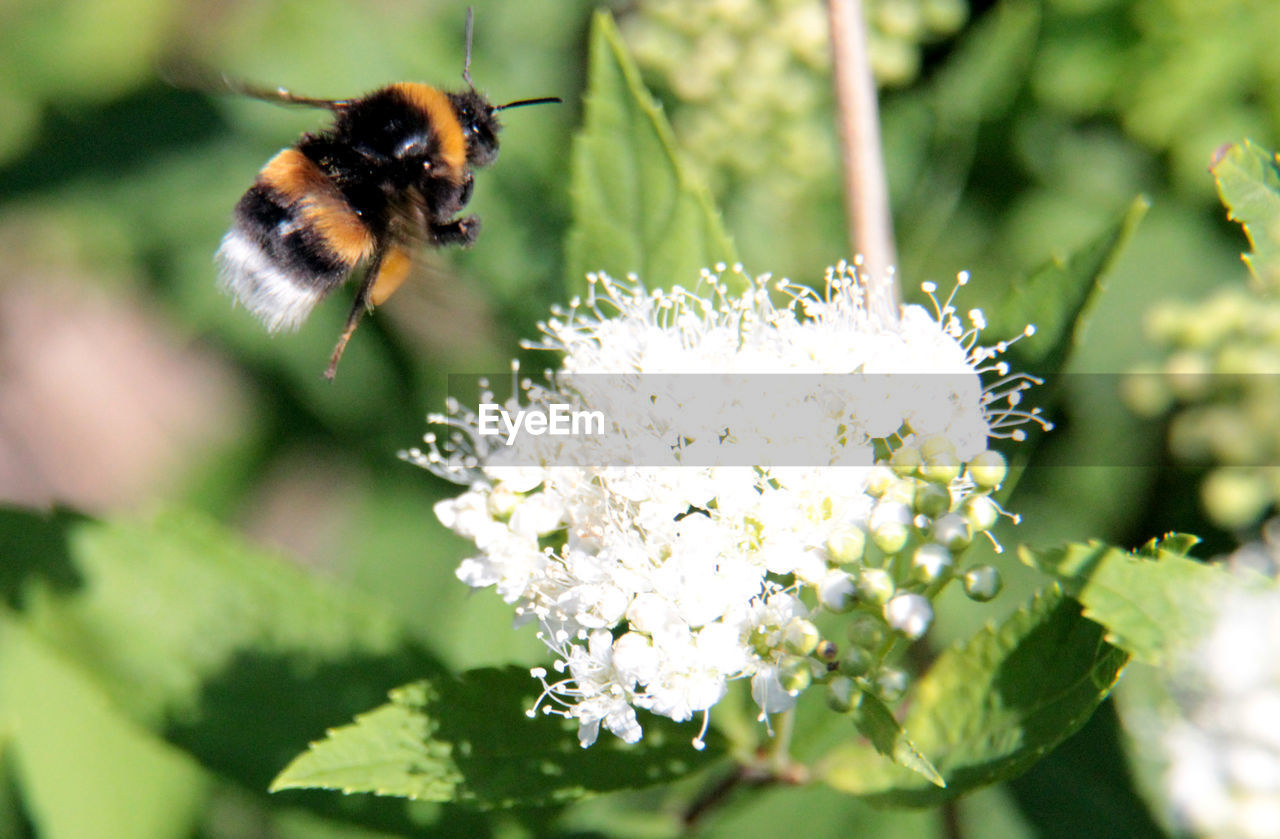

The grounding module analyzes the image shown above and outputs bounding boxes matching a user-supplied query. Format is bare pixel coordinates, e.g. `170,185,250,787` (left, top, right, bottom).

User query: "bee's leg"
428,215,481,246
325,246,386,380
422,172,473,224
456,174,474,208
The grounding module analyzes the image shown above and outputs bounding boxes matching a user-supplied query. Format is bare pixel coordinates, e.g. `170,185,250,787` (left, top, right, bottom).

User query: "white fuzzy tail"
215,229,323,332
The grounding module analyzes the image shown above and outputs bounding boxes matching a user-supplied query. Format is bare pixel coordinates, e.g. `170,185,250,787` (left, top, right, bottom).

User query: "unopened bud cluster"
781,439,1010,714
620,0,966,197
1127,288,1280,530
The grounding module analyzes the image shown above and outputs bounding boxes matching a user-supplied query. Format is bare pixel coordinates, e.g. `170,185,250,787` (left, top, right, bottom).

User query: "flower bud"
963,565,1003,601
881,477,918,507
817,570,856,612
825,526,866,564
846,613,885,648
914,482,951,517
782,618,820,656
839,645,872,677
922,0,966,33
779,657,812,693
933,512,972,552
1123,368,1173,417
826,675,857,713
864,465,895,496
967,449,1007,489
856,567,896,605
963,494,999,532
870,501,912,554
1202,468,1271,531
919,435,956,461
891,446,922,477
911,543,953,584
884,592,933,639
920,450,962,484
1165,350,1211,399
487,485,520,519
874,667,908,702
816,639,839,662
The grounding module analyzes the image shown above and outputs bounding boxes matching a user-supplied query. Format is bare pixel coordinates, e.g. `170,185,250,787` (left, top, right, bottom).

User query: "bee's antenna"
462,7,475,88
495,96,563,111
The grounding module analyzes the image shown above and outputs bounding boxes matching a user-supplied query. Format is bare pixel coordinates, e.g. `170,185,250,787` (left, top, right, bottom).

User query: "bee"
214,10,560,378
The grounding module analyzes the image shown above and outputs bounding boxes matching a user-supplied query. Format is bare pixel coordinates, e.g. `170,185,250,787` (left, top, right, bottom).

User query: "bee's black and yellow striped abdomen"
217,148,375,331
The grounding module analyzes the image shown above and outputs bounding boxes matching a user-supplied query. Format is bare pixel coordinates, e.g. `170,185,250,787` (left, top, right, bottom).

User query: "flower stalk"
828,0,900,321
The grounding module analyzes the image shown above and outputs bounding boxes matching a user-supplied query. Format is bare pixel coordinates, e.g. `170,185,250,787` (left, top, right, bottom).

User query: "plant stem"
768,708,796,772
827,0,900,321
680,710,808,830
942,798,964,839
682,765,755,831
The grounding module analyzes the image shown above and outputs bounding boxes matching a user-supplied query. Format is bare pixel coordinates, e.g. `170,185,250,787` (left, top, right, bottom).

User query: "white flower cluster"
1160,576,1280,839
407,262,1042,748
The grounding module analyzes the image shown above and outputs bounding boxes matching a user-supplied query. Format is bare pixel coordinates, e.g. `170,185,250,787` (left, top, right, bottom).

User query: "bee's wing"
218,77,351,110
161,63,350,110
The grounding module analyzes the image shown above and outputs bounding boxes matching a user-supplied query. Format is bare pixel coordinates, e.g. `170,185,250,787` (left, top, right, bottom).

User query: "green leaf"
931,0,1040,127
897,0,1041,277
994,196,1149,378
0,506,441,796
1135,532,1201,558
5,507,703,828
0,614,207,839
1006,700,1169,839
271,681,460,801
273,668,715,806
852,690,945,788
565,11,736,294
1020,540,1231,666
1211,139,1280,293
819,585,1126,806
691,783,939,839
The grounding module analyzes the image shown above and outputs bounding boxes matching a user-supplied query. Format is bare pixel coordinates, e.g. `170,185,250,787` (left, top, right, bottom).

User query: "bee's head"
454,10,560,169
450,89,502,168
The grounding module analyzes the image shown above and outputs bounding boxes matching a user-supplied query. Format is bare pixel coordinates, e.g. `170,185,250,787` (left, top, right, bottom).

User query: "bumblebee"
215,12,559,378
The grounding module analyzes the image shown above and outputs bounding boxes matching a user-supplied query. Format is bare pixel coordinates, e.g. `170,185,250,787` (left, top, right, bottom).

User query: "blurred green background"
1,0,1277,836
